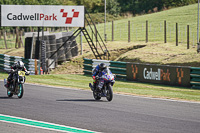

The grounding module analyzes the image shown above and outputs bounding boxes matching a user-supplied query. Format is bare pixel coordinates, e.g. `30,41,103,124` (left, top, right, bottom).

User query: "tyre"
17,84,24,99
48,35,56,40
93,91,101,100
7,90,13,97
106,85,113,101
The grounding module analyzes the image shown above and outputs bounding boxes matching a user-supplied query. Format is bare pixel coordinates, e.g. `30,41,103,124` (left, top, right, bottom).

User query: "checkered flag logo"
60,9,79,24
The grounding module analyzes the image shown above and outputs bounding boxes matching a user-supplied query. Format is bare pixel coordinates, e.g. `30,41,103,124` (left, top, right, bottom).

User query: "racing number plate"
18,71,25,76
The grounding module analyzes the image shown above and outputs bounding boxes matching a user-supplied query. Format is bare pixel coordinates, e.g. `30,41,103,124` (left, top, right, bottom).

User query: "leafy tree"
117,0,135,13
75,0,102,12
107,0,121,16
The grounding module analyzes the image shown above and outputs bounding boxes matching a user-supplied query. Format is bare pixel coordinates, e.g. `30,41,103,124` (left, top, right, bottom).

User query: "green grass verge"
1,73,200,102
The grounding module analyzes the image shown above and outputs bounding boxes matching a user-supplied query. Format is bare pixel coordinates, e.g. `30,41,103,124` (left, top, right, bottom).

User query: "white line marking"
0,120,71,133
0,114,99,133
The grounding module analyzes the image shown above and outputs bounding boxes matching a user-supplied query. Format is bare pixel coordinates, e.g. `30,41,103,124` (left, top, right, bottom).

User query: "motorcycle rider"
4,61,29,89
92,63,108,91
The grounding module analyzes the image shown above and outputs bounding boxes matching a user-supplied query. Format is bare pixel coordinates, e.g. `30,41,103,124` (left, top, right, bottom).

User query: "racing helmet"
16,61,24,69
99,63,107,71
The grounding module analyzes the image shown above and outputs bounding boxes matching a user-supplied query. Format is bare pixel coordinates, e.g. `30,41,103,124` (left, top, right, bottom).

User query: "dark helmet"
99,63,107,71
16,61,24,69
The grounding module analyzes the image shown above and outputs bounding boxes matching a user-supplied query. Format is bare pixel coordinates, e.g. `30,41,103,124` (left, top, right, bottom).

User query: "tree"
107,0,121,16
75,0,102,12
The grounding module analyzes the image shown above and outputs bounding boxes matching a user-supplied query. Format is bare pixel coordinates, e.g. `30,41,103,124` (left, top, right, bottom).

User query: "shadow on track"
56,99,106,102
0,96,14,99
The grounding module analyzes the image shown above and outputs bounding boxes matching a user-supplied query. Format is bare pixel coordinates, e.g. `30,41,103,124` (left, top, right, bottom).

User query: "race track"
0,81,200,133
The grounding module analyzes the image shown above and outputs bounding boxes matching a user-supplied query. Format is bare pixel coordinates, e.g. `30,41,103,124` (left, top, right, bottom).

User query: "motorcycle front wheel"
106,85,113,101
93,91,101,100
17,84,24,99
7,90,13,97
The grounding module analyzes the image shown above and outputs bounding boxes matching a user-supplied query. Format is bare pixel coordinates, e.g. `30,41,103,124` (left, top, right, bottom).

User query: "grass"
1,72,200,102
115,42,200,67
77,3,199,45
0,47,24,57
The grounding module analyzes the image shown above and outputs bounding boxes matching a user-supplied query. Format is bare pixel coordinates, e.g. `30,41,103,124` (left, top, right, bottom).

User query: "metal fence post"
176,23,178,46
146,20,148,43
187,25,189,49
112,21,114,41
164,20,167,43
128,21,130,42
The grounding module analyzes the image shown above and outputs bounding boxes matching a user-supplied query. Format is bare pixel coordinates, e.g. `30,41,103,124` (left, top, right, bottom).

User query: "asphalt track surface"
0,81,200,133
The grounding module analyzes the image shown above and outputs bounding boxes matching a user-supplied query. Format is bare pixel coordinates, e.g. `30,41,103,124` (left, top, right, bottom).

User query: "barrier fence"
83,58,126,79
0,20,197,50
190,67,200,89
0,54,40,75
83,58,200,88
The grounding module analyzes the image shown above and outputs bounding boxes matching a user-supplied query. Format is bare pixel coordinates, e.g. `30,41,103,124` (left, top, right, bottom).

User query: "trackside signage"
1,5,85,27
126,63,190,87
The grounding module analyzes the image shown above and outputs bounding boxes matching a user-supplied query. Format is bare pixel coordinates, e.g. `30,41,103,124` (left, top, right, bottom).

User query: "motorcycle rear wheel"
17,84,24,99
93,91,101,100
106,85,113,101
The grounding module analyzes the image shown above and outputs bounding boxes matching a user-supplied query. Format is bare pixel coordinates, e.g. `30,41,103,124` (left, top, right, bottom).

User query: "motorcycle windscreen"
102,68,114,81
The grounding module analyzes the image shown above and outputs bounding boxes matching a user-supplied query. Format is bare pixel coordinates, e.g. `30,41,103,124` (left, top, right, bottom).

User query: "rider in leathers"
92,63,107,91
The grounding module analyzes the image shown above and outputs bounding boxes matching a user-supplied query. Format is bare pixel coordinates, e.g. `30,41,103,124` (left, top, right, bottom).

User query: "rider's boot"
93,82,97,91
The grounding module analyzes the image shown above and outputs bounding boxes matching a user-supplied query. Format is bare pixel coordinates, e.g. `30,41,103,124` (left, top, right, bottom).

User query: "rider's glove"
25,71,30,75
92,76,95,80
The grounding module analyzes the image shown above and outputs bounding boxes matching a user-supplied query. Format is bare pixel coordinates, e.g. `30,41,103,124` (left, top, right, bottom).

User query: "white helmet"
16,61,24,69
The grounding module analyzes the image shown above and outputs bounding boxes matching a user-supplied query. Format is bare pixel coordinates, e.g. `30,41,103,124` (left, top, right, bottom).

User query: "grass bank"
1,73,200,102
80,3,199,44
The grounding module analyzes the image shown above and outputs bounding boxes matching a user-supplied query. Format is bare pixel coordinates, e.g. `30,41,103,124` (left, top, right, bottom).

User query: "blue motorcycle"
89,68,115,101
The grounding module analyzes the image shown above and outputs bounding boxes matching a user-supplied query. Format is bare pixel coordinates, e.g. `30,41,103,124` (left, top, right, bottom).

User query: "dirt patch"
51,44,146,74
50,58,84,74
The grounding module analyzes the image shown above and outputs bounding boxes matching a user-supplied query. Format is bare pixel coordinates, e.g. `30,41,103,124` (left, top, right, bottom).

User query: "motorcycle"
89,68,115,101
4,69,29,98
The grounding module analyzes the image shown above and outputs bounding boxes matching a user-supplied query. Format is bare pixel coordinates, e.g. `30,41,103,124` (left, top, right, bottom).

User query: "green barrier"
83,64,93,71
83,58,93,64
110,61,126,68
83,70,92,75
0,59,5,64
110,68,126,75
190,67,200,89
190,75,200,82
0,54,40,75
83,58,127,80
